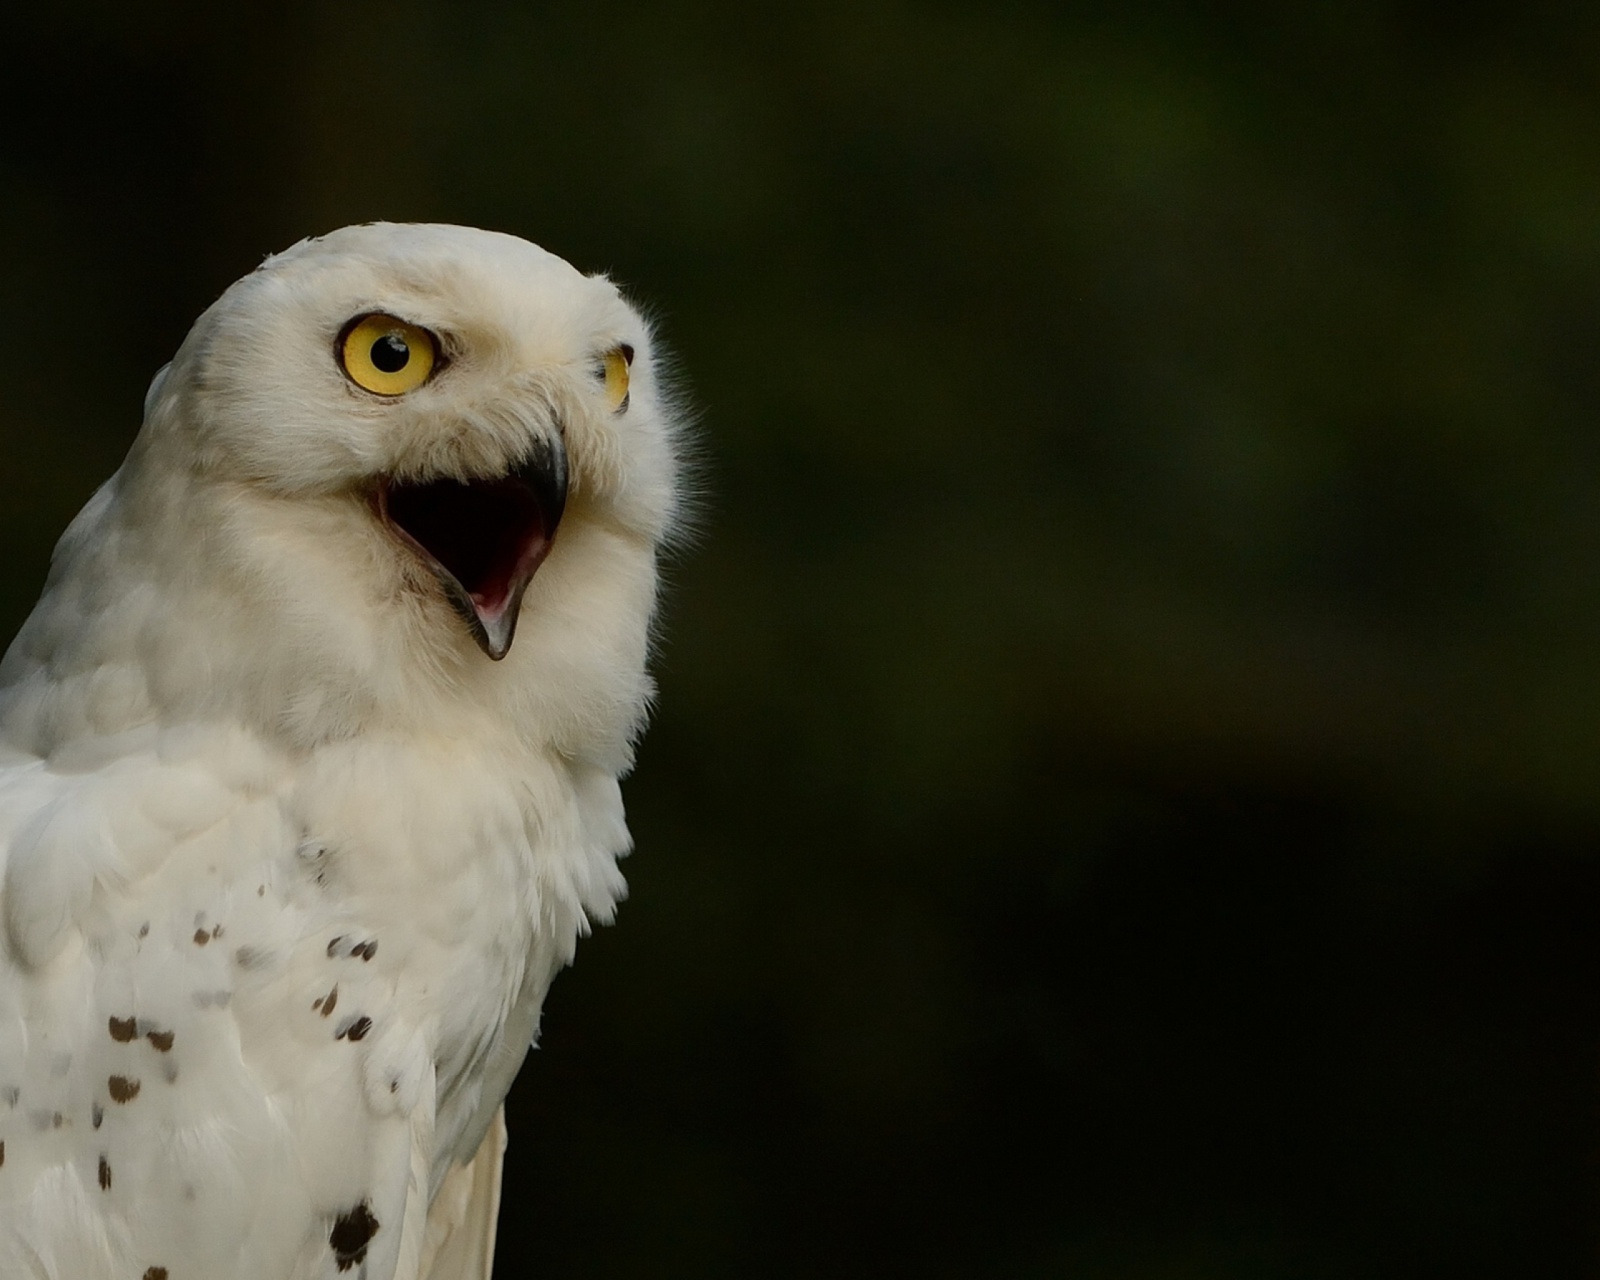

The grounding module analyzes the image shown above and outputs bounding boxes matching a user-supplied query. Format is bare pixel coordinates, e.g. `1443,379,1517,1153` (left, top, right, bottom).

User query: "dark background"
5,3,1600,1276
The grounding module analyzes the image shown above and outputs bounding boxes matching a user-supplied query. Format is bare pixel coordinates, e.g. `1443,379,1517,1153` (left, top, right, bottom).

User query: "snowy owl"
0,223,683,1279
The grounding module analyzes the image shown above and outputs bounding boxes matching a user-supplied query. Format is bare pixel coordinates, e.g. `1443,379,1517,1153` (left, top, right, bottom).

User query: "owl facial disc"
376,438,568,660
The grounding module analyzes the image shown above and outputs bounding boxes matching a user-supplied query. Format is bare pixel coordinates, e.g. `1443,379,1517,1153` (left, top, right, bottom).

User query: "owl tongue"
378,442,569,660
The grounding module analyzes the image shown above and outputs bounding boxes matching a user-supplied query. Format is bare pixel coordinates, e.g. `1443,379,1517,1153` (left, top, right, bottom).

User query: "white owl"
0,224,683,1279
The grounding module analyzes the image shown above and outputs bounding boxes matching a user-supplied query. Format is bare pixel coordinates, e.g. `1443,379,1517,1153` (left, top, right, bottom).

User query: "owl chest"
283,744,552,1040
278,747,576,1178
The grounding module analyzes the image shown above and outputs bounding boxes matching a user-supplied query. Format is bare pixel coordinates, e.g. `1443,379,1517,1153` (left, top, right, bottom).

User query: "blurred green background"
5,2,1600,1275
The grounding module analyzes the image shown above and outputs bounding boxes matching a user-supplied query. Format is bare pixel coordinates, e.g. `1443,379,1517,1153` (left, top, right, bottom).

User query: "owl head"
138,223,681,661
5,224,686,755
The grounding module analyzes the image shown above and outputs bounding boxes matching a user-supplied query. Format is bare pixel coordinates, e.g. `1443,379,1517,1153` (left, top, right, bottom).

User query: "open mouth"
376,442,568,660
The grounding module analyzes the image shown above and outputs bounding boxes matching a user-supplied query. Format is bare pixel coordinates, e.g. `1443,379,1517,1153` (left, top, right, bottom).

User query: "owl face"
139,224,674,660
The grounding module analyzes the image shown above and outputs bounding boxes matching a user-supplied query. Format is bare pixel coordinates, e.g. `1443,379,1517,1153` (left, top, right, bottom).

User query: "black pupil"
371,333,410,373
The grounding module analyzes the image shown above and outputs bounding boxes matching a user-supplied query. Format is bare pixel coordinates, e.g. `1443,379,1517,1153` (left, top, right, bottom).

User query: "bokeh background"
5,3,1600,1276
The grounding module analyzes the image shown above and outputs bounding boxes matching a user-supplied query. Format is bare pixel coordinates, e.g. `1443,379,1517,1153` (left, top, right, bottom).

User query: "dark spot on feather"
337,1015,373,1042
108,1076,140,1103
162,1060,179,1085
92,1103,103,1129
211,923,223,938
0,1140,5,1166
330,1200,379,1270
389,1077,399,1094
327,935,346,957
52,1112,62,1129
193,928,210,946
257,884,266,896
318,986,338,1018
235,946,269,970
358,939,378,961
109,1016,137,1043
146,1030,174,1053
99,1154,111,1190
138,923,149,939
143,1269,168,1280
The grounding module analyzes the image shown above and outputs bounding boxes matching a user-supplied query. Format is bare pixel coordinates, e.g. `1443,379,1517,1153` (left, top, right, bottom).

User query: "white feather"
0,224,681,1278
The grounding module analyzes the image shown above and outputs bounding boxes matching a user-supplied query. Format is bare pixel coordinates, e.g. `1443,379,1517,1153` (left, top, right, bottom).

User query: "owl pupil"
371,334,410,373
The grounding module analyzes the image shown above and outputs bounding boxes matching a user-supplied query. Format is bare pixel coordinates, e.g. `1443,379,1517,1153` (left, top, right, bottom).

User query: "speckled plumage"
0,224,682,1278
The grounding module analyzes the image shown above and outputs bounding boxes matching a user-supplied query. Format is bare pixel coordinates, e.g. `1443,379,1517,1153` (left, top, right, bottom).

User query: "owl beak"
377,437,569,660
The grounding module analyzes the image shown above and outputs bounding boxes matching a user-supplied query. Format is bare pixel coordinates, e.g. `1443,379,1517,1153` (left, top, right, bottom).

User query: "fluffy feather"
0,224,682,1279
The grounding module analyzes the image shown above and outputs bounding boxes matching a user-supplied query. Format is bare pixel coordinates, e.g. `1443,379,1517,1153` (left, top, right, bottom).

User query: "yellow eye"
598,344,632,412
339,314,437,396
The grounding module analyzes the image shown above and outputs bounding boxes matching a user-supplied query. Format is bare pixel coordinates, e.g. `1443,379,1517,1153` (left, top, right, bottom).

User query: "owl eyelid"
335,311,437,348
588,343,635,374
